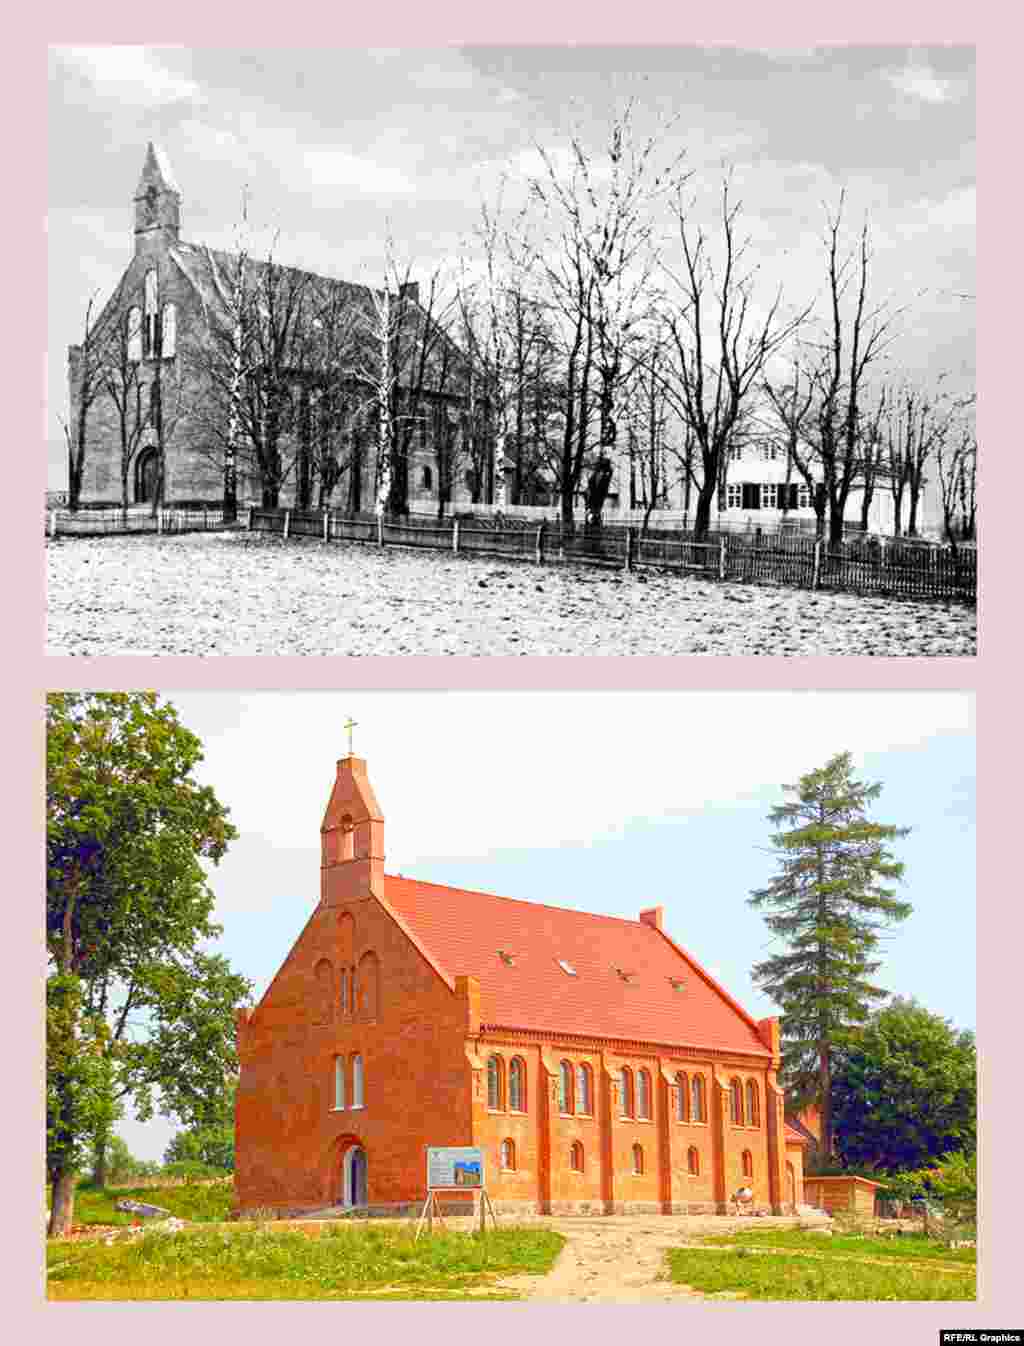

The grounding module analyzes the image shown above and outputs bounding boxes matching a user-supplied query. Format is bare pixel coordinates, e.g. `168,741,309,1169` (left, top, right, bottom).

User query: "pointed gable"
383,875,771,1057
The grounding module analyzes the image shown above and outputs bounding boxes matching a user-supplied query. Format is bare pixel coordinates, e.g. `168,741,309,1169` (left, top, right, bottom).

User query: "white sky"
171,689,973,874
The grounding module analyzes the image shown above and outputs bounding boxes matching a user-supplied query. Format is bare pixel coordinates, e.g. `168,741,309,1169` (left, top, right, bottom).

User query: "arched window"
619,1067,634,1118
487,1055,504,1111
333,1056,346,1110
312,958,334,1026
356,950,380,1020
746,1080,759,1127
509,1057,526,1112
632,1143,644,1175
575,1063,592,1115
637,1069,652,1120
730,1078,744,1125
351,1054,364,1108
143,269,158,358
675,1072,689,1122
161,302,177,358
421,464,433,490
559,1060,573,1114
687,1146,700,1176
691,1075,705,1123
127,306,143,363
742,1149,753,1178
570,1141,584,1172
500,1139,516,1171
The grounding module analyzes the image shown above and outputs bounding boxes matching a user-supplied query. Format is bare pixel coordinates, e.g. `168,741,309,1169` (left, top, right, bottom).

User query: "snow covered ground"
46,532,976,657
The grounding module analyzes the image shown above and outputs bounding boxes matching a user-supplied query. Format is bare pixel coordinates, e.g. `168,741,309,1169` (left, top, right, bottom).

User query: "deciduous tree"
831,998,976,1173
46,693,246,1235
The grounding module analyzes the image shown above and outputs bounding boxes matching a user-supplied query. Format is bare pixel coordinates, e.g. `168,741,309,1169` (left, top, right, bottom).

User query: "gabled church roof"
383,874,771,1058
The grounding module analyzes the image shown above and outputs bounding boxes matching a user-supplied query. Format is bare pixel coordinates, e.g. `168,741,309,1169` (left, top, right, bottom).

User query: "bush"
161,1161,229,1184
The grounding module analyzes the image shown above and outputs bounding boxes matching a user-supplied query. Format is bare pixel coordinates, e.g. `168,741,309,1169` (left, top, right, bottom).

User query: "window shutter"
742,483,759,510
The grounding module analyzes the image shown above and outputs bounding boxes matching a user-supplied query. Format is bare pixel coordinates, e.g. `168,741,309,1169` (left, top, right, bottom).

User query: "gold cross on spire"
344,717,358,756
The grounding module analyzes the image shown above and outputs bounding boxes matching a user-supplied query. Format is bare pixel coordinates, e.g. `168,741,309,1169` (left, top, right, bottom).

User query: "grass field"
46,1223,565,1301
668,1228,976,1301
63,1179,236,1227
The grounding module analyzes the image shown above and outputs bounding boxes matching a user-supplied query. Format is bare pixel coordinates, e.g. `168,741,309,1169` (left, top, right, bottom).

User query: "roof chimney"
320,754,385,905
639,906,664,930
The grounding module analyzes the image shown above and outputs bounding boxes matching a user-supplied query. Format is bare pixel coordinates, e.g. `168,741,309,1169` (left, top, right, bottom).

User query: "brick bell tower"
134,142,181,256
320,752,385,907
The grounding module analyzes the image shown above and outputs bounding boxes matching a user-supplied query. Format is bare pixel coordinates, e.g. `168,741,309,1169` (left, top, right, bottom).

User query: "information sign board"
426,1146,484,1189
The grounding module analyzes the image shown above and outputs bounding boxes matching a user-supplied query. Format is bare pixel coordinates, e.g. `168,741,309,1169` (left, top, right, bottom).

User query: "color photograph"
45,690,976,1301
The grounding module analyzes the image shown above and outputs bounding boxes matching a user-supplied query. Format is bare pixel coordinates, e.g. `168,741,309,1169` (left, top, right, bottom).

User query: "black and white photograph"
46,44,976,654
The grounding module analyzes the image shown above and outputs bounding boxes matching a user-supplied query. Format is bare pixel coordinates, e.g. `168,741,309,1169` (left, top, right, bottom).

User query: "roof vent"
668,977,685,992
497,950,516,966
556,959,577,976
613,967,636,983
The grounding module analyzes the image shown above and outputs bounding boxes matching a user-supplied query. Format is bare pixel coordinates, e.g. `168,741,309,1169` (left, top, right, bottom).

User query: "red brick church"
233,753,811,1217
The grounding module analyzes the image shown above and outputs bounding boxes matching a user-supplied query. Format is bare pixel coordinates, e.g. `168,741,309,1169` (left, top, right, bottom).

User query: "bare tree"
100,306,149,516
663,181,809,539
354,238,460,519
191,235,315,510
936,403,977,553
623,340,674,534
63,293,110,512
530,106,683,533
763,363,821,533
802,197,898,544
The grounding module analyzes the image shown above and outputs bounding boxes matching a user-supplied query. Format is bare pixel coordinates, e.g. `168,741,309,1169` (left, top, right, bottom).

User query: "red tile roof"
382,875,771,1058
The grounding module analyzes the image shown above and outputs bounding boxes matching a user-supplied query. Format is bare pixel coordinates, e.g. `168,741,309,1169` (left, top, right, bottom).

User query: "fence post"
283,509,291,540
323,508,329,543
718,535,727,580
157,507,164,536
49,510,57,538
247,506,254,531
812,538,822,590
625,526,635,572
453,519,460,554
536,522,545,564
203,504,208,531
377,513,384,546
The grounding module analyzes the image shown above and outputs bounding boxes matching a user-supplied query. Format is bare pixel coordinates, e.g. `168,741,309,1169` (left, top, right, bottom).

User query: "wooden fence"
47,506,233,537
248,508,976,603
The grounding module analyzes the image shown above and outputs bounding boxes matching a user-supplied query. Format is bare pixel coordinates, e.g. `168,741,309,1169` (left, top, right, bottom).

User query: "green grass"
696,1229,978,1265
62,1180,236,1227
46,1223,565,1301
667,1228,976,1301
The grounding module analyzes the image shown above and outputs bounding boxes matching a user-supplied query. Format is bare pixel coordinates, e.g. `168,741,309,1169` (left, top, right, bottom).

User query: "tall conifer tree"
748,752,912,1158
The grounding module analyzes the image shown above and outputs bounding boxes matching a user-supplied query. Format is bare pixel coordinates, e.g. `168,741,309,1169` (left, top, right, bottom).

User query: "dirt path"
489,1215,828,1302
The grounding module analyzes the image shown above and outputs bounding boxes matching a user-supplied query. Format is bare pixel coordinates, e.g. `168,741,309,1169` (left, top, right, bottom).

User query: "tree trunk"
92,1134,109,1189
907,486,921,538
693,478,716,539
48,1167,77,1239
829,499,845,546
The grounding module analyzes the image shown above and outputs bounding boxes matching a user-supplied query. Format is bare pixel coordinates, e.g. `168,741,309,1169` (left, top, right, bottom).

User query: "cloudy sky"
115,689,975,1160
47,44,975,489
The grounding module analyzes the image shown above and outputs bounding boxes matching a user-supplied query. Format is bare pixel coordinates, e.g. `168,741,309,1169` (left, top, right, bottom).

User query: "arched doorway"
343,1145,368,1208
135,447,159,504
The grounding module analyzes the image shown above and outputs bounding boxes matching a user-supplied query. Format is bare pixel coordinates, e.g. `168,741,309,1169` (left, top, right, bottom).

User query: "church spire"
134,142,181,253
320,752,385,906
